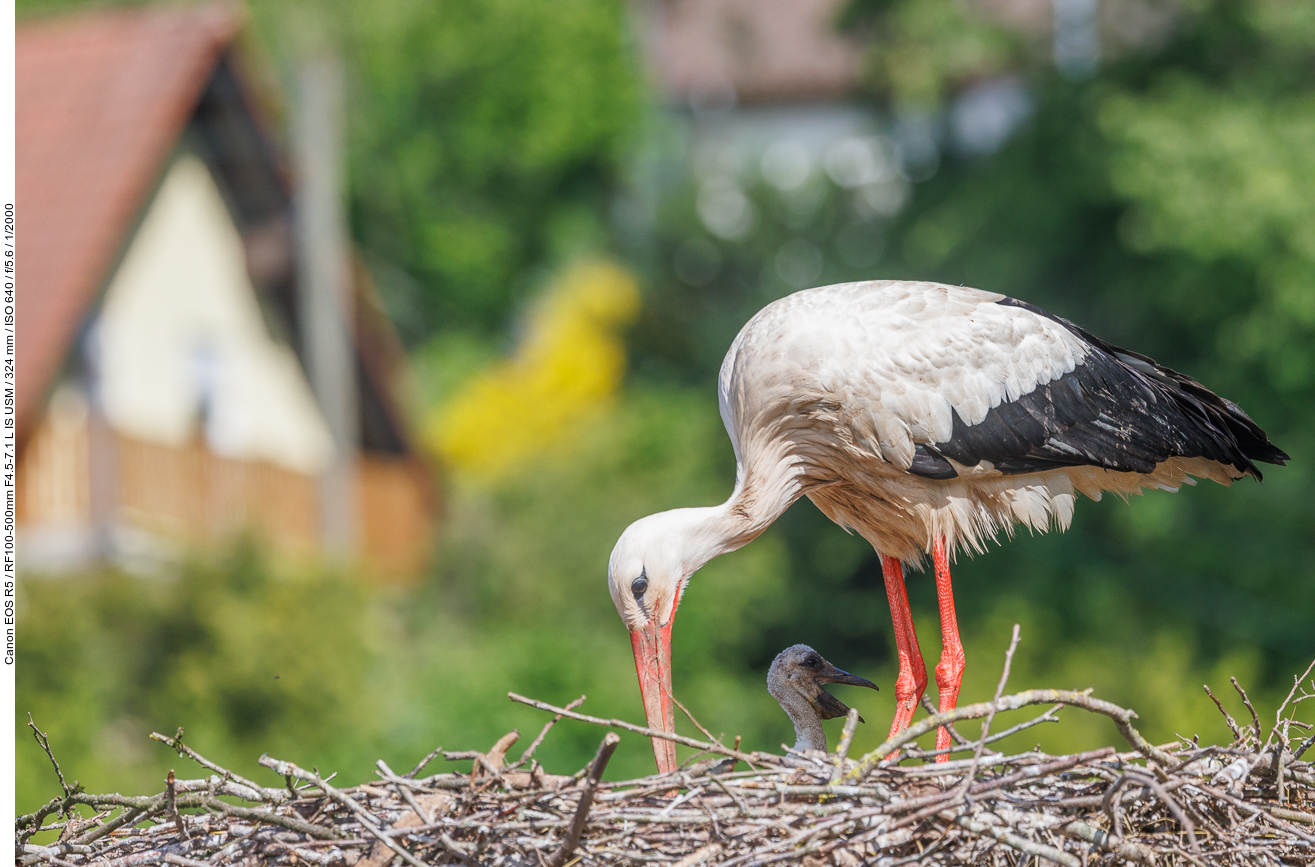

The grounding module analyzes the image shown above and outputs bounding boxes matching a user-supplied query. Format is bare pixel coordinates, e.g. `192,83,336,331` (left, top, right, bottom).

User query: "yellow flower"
427,261,640,481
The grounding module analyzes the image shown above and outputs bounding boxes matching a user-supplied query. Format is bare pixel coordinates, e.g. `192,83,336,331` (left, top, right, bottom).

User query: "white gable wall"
96,153,333,475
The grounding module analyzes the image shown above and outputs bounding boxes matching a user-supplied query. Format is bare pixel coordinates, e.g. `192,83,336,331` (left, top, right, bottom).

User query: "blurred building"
16,4,434,579
640,0,862,105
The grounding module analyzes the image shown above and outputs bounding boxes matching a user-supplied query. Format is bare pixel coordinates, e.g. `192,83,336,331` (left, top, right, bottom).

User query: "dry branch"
17,653,1315,867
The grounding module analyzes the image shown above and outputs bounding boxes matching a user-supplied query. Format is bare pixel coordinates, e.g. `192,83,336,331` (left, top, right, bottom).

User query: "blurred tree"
816,0,1315,677
322,0,641,341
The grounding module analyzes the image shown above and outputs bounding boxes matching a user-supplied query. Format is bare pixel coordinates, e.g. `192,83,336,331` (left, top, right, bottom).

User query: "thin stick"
508,694,586,770
1126,769,1201,856
1203,684,1244,742
952,812,1080,867
165,771,188,840
508,693,778,769
829,708,861,784
258,756,428,863
376,760,432,824
149,731,281,803
1267,658,1315,753
1231,677,1263,743
672,694,719,745
920,694,970,745
900,703,1061,760
28,715,74,801
405,745,444,779
847,688,1173,778
961,624,1020,792
1061,820,1155,866
543,733,620,867
201,796,340,840
163,855,211,867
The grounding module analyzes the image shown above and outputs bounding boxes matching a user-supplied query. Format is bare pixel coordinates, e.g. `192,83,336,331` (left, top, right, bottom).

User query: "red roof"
17,3,241,441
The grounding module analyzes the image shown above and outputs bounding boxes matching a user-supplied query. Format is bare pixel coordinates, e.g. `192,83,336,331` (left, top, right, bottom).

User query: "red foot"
932,537,965,762
881,555,927,757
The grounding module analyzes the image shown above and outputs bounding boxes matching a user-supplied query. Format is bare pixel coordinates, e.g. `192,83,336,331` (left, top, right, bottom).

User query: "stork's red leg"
933,536,966,762
880,555,927,746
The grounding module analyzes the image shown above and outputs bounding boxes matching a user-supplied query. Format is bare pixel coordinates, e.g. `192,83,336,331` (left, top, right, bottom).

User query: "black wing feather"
905,296,1289,481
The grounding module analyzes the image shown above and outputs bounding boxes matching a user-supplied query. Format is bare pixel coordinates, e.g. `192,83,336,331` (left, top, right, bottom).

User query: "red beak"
630,610,677,774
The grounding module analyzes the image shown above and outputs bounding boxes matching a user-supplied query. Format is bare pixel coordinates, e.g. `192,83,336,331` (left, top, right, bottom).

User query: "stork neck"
776,690,827,752
671,483,788,578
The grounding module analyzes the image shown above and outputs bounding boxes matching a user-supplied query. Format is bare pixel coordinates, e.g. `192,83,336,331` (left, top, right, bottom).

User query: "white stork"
608,280,1288,773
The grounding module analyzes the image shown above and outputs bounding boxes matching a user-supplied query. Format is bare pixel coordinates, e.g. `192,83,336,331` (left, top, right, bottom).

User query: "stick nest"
17,652,1315,867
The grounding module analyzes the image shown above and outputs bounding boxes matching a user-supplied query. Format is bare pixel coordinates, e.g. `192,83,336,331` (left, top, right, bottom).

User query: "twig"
828,708,860,784
376,760,434,823
902,703,1062,760
149,731,282,803
961,624,1020,791
1203,683,1244,742
672,695,719,745
543,733,620,867
951,812,1080,867
1060,820,1155,865
405,745,444,779
847,688,1173,778
257,756,431,865
165,771,188,840
1268,658,1315,752
201,796,340,840
508,694,587,771
163,855,211,867
1126,769,1201,856
920,694,970,745
28,715,75,803
508,693,778,769
1232,676,1263,743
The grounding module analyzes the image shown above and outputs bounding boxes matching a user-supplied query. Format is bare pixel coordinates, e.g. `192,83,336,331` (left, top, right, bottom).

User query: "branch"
507,694,586,771
508,692,780,770
28,715,76,802
847,689,1173,779
258,755,428,864
149,731,284,803
543,733,619,867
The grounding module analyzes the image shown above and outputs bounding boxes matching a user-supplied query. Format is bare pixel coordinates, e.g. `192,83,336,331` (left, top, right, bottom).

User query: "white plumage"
609,279,1286,773
714,280,1250,562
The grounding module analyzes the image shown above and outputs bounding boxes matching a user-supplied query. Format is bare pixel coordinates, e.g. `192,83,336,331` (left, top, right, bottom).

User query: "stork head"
608,508,725,774
767,644,879,728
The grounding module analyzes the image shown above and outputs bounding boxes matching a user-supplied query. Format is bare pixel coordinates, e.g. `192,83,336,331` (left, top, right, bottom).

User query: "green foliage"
840,0,1027,105
825,0,1315,675
20,388,1310,814
296,0,640,339
17,543,381,811
17,0,1315,816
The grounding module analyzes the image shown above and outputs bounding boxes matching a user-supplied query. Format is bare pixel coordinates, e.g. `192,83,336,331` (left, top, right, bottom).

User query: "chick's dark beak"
816,661,879,691
809,661,879,722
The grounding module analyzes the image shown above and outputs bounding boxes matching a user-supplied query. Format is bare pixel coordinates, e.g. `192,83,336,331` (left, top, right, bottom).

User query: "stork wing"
719,281,1286,482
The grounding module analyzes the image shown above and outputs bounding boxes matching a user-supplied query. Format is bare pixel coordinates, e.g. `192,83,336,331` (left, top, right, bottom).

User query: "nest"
17,644,1315,867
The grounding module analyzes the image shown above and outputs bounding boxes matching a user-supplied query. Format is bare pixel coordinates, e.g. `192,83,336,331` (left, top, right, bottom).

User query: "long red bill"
630,612,677,774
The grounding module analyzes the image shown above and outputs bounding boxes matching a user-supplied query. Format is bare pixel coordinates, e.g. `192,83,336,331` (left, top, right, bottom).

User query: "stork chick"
767,645,879,753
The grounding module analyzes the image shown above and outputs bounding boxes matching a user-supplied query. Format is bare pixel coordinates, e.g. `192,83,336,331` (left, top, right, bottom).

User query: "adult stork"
608,281,1287,773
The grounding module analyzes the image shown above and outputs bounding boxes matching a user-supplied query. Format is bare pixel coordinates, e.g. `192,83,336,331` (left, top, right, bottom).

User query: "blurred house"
16,4,434,579
641,0,862,105
636,0,1038,195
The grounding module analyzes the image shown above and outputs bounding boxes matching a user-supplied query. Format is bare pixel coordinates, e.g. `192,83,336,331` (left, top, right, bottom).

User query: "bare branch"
543,733,620,867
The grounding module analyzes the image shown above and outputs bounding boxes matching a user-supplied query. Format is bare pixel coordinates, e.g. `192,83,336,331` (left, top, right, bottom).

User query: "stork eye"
631,575,648,597
805,654,821,668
